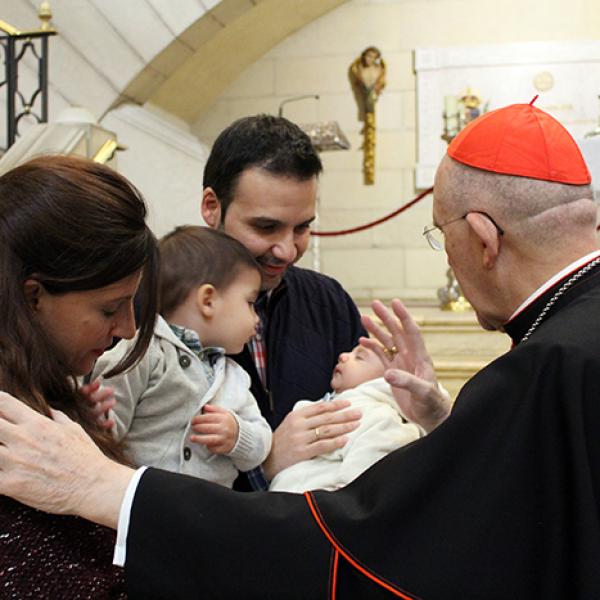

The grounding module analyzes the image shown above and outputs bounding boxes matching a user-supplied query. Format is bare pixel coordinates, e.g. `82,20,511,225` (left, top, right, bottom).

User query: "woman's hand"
361,299,451,432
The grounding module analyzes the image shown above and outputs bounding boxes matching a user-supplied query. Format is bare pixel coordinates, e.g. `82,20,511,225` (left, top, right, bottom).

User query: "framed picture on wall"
415,41,600,189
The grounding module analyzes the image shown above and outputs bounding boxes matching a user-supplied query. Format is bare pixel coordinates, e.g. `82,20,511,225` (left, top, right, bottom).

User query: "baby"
269,342,426,493
93,226,271,488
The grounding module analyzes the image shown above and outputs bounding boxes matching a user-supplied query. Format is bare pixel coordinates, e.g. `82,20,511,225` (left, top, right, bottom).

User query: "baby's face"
205,267,260,354
330,344,385,394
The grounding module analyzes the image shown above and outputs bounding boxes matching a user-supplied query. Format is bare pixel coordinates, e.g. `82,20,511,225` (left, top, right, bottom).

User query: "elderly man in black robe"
1,99,600,599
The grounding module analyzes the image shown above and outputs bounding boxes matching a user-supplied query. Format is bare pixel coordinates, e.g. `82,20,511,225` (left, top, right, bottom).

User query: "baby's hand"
190,405,239,454
80,378,116,431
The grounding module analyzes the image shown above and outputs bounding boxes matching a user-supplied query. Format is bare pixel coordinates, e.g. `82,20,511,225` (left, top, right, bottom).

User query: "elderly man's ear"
201,188,222,229
465,212,501,269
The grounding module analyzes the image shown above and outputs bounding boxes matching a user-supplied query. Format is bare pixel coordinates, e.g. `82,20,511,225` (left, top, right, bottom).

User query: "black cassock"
125,266,600,599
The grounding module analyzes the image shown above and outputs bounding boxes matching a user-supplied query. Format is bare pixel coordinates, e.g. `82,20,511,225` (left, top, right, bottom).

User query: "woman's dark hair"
0,155,158,462
158,226,261,318
202,114,323,220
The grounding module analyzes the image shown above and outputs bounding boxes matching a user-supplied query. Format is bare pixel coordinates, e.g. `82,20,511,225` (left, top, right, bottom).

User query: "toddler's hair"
158,226,261,317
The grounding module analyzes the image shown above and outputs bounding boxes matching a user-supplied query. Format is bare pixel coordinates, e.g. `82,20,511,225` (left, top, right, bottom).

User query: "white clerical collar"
508,249,600,322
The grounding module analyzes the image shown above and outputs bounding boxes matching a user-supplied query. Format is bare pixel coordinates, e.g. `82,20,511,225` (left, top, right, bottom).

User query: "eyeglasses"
422,211,505,251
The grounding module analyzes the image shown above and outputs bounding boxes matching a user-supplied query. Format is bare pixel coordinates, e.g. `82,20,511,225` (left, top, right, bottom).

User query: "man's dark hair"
158,226,261,318
203,114,323,219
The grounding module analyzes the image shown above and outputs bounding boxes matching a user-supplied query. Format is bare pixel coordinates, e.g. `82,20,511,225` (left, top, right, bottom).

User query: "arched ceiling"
118,0,347,123
1,0,346,130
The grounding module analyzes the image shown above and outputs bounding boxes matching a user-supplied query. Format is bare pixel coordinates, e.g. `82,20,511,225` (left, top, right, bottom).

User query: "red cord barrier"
310,187,433,237
309,187,600,235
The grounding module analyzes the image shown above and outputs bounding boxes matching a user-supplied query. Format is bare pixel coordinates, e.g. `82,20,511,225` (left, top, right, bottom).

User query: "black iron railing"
0,5,56,151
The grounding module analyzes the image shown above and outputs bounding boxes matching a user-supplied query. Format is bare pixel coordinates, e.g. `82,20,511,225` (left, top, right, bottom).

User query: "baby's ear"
196,284,217,317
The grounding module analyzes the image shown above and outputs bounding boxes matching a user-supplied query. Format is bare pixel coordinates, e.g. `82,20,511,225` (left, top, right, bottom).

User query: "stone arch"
117,0,347,123
1,0,346,132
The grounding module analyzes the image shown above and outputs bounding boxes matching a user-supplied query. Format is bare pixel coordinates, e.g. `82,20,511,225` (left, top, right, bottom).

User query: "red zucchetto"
448,97,591,185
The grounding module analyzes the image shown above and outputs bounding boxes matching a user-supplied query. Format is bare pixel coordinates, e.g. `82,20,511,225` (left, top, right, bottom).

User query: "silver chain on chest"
519,257,600,344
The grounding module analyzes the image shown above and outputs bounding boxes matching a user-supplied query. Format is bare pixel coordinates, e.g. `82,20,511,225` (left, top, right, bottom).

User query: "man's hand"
190,405,239,454
0,392,133,529
80,378,116,430
263,399,361,480
361,299,452,432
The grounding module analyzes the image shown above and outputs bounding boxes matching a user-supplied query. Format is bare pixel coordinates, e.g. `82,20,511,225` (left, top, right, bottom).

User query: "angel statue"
349,46,386,184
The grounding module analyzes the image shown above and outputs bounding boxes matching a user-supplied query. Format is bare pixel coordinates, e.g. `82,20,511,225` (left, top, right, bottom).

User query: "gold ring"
314,427,320,440
384,345,398,359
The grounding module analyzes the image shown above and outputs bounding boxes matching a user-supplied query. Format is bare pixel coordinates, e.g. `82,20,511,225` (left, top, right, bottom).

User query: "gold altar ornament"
438,268,472,312
442,87,487,144
438,86,488,311
350,46,386,185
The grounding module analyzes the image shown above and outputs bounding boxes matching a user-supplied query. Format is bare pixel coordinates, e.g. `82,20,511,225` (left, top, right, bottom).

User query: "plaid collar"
168,323,224,366
255,277,286,318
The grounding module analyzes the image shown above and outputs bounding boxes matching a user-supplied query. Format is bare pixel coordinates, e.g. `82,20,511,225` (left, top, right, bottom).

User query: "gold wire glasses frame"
422,211,505,251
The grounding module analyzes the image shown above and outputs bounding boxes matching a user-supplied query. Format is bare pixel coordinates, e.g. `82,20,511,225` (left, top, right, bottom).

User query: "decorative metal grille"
1,8,56,150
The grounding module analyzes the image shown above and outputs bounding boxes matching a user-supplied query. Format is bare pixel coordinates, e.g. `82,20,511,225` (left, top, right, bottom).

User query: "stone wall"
193,0,600,303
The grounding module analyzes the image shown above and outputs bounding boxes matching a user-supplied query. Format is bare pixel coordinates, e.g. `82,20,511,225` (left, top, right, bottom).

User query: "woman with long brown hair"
0,155,158,598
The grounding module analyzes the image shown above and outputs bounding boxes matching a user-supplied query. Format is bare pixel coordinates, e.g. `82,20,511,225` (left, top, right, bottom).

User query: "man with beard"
200,115,366,489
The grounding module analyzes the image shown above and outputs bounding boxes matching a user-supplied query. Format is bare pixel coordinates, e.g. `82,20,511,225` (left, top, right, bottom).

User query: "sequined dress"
0,495,127,599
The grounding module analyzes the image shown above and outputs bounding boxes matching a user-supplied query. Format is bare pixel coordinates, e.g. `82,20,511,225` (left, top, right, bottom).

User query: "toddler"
93,226,271,488
269,342,428,493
